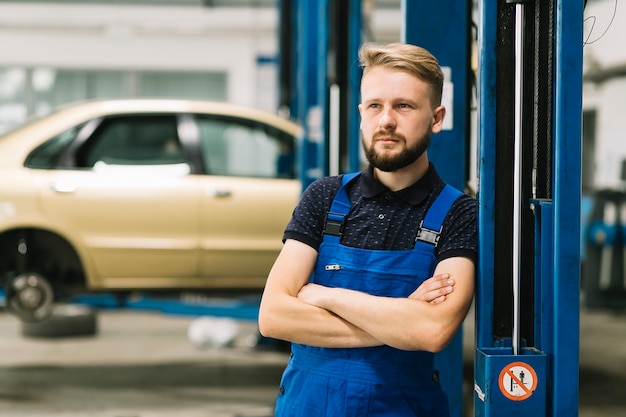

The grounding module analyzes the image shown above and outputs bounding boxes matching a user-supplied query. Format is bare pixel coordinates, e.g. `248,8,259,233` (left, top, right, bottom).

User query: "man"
258,42,477,417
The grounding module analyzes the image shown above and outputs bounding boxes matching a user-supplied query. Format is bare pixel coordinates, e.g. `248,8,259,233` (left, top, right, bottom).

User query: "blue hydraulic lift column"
403,2,473,416
285,0,362,188
550,1,583,412
293,0,328,187
475,0,583,416
346,0,363,174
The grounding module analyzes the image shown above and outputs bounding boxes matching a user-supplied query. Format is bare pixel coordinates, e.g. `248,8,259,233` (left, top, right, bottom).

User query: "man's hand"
297,283,329,308
409,273,455,304
297,273,454,309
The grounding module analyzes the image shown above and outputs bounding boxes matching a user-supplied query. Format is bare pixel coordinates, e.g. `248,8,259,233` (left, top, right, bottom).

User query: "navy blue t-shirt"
283,164,477,264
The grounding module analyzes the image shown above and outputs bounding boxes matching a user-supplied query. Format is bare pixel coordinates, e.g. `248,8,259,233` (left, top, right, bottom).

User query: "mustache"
373,130,405,142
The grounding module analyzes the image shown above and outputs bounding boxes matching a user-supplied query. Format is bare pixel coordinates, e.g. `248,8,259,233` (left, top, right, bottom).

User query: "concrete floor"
0,305,624,416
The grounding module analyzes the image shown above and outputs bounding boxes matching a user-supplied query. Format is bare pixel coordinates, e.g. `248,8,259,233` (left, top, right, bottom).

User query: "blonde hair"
358,42,444,106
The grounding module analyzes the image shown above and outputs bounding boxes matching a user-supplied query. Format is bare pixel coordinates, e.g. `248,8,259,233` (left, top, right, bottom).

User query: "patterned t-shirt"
283,164,477,263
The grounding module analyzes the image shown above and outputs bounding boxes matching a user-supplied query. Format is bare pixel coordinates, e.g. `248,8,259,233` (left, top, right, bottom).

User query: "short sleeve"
436,194,477,264
283,176,343,251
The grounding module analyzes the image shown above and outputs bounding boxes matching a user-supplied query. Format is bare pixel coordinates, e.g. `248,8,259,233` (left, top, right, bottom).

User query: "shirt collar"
361,163,442,205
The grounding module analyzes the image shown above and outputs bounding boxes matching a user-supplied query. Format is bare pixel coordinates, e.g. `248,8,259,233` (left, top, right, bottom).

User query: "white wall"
585,78,626,189
0,2,402,120
0,3,279,109
583,0,623,72
583,0,626,189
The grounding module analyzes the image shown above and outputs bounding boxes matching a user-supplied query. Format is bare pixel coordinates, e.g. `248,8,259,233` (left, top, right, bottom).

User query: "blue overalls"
275,172,462,417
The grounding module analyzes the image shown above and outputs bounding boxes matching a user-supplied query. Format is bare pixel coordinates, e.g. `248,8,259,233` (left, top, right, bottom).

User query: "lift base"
474,347,547,417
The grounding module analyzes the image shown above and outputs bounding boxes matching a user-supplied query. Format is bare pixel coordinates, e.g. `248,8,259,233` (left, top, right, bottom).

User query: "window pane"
0,68,229,134
41,70,127,106
24,125,82,169
76,116,185,168
196,116,294,179
139,72,227,101
0,68,27,134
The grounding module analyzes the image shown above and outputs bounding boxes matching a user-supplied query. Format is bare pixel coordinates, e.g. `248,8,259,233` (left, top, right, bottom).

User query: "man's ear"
358,103,363,129
432,105,446,134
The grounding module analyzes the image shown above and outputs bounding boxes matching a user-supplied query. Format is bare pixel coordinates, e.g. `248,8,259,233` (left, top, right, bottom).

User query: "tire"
5,272,55,322
21,304,98,338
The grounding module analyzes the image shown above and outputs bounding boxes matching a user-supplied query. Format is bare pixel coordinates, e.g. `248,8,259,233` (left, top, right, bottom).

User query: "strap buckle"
324,212,346,236
415,220,442,246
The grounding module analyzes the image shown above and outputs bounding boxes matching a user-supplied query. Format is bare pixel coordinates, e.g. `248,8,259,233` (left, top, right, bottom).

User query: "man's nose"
378,108,396,129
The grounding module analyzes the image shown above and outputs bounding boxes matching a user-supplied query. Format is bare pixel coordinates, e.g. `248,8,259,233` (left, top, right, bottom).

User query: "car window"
195,116,295,179
24,125,83,169
75,115,186,168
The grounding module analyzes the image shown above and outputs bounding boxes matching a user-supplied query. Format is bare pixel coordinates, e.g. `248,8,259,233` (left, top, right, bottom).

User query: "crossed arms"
258,239,475,352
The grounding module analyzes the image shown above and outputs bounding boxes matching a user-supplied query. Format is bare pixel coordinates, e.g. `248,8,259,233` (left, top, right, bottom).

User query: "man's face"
358,67,444,172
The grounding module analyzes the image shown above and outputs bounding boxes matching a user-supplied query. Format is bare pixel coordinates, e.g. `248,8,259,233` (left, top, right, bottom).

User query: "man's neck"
372,157,430,192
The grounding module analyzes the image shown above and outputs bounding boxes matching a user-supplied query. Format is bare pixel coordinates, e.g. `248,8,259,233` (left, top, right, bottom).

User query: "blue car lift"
279,0,363,187
68,292,263,321
475,0,583,416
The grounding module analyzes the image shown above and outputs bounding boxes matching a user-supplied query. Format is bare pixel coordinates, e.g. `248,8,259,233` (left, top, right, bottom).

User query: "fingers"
430,295,447,305
427,284,454,304
427,273,454,290
408,273,456,303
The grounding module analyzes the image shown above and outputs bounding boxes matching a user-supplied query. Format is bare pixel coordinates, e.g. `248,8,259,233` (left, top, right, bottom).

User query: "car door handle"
204,187,231,198
53,181,76,193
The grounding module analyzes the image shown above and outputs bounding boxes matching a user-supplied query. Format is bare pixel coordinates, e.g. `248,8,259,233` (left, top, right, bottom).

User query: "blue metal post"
403,2,472,416
292,0,361,184
403,0,471,190
347,0,363,173
475,0,583,415
476,0,498,352
294,0,329,188
550,1,583,413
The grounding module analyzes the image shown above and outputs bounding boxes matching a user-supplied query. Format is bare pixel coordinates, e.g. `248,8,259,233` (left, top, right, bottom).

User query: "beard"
362,130,430,172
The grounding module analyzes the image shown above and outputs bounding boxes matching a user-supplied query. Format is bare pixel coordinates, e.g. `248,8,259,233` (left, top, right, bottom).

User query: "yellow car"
0,99,302,322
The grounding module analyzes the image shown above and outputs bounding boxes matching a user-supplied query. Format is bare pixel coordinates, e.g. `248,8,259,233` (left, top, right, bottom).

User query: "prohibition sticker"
498,361,538,401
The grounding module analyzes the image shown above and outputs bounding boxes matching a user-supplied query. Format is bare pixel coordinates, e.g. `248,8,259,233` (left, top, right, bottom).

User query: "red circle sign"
498,361,538,401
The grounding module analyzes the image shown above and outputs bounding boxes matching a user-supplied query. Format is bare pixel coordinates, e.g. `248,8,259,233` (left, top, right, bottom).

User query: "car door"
37,115,201,288
194,115,301,288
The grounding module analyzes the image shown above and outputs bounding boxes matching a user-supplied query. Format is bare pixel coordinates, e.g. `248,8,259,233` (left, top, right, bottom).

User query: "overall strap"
323,172,361,243
415,184,462,246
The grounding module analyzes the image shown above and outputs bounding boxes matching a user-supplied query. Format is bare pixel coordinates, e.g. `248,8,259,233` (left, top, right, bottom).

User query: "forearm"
258,239,382,348
299,258,475,352
258,290,382,348
314,288,458,351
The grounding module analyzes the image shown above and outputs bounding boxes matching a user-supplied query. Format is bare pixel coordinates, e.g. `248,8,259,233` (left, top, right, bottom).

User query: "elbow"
421,334,453,353
404,327,456,353
257,305,285,341
257,294,276,338
257,308,274,339
405,336,449,353
257,322,275,340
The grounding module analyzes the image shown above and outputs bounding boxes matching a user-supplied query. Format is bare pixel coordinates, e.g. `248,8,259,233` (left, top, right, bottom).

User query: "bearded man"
259,42,477,417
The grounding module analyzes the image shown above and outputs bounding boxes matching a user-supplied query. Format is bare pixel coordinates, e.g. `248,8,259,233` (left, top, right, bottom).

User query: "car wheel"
5,272,55,322
21,304,98,338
